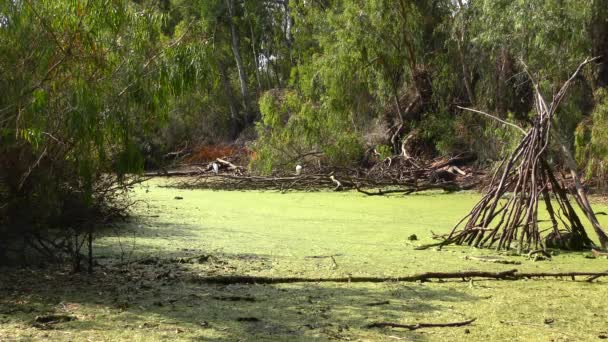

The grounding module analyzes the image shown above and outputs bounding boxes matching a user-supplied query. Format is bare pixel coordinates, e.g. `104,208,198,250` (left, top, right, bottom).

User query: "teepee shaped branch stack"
441,58,608,251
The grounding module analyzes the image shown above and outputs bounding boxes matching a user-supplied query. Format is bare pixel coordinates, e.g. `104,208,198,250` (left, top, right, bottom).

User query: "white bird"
295,164,303,176
212,162,219,175
329,174,342,191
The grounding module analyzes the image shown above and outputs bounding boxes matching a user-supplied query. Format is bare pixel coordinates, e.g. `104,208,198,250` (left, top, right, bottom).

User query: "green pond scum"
1,178,608,341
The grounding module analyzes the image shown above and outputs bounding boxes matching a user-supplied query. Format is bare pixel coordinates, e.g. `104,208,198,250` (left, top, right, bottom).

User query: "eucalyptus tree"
163,0,294,140
253,0,455,172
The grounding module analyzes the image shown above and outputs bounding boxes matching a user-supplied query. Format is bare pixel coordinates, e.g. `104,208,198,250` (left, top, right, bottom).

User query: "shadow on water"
93,218,207,260
0,196,483,341
97,218,203,240
0,254,480,341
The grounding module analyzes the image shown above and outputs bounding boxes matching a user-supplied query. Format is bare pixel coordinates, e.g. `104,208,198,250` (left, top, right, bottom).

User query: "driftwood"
192,269,608,284
366,318,476,330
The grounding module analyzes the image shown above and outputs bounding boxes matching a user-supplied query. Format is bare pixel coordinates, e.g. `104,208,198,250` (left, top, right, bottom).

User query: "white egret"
295,164,303,176
329,174,342,191
212,162,219,175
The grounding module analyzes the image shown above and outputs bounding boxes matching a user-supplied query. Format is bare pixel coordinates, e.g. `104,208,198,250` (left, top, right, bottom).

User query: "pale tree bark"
282,1,293,46
282,0,295,65
457,38,474,104
225,0,251,121
249,21,263,93
456,0,475,104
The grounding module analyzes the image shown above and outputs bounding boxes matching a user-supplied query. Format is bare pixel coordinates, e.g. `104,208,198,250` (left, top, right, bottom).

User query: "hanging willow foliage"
0,0,200,266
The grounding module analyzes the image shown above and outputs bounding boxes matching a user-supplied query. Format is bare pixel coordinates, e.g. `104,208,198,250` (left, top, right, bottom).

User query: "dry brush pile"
427,58,608,252
159,151,481,194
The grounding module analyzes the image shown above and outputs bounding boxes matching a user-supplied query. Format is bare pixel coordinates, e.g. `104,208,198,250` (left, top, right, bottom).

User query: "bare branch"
457,106,526,134
550,56,601,115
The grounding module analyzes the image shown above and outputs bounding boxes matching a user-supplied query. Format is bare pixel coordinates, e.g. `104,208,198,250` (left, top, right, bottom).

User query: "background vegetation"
2,0,608,264
129,0,608,175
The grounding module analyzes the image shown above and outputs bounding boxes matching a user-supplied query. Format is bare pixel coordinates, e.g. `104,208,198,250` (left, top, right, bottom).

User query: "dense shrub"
0,1,195,267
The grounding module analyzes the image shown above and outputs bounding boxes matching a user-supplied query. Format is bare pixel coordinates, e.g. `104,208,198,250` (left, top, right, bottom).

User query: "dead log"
366,300,391,306
514,271,608,278
162,150,481,194
354,182,475,196
586,269,608,282
215,158,241,171
366,318,476,330
192,269,608,285
144,169,204,177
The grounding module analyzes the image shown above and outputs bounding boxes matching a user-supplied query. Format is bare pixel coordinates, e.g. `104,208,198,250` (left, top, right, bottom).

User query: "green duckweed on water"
1,178,608,341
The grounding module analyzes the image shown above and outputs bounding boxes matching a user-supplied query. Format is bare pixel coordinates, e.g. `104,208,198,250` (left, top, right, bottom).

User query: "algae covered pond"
1,178,608,341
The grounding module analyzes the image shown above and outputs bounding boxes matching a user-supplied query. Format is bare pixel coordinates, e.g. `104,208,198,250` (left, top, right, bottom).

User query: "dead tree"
434,58,608,252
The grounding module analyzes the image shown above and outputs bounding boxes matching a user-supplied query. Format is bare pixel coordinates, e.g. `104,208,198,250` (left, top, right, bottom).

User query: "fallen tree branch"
515,271,608,280
354,186,416,196
353,181,476,196
366,318,476,330
215,158,241,171
18,147,48,191
194,270,518,284
586,270,608,282
151,152,481,195
304,253,344,259
191,269,608,284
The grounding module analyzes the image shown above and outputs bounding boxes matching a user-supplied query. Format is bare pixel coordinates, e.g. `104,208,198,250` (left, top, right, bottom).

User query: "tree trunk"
495,47,510,117
249,21,263,93
283,1,293,47
456,0,475,104
457,39,475,104
218,60,240,138
225,0,251,122
592,0,608,88
88,230,93,274
282,0,295,66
